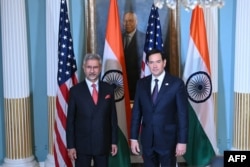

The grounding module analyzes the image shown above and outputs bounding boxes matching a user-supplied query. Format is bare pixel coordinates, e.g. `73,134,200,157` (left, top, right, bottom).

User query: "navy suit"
131,72,188,166
66,80,118,166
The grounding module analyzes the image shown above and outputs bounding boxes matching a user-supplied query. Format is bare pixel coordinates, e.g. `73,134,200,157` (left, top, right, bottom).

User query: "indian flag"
101,0,131,166
182,6,218,166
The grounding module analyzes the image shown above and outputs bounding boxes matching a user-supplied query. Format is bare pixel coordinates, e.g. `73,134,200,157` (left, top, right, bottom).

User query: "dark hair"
146,49,166,62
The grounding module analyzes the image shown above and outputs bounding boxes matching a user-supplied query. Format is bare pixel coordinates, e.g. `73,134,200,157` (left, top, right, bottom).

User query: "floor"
130,155,188,167
131,162,187,167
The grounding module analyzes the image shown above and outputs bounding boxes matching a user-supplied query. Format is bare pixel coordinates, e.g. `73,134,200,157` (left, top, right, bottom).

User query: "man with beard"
66,53,118,167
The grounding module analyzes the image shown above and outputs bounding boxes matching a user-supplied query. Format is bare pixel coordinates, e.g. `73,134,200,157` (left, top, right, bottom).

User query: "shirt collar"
127,29,136,38
152,71,165,82
85,78,99,88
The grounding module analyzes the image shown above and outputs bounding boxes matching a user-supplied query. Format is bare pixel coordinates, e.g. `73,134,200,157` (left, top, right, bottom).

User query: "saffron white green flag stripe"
182,6,218,166
101,0,131,166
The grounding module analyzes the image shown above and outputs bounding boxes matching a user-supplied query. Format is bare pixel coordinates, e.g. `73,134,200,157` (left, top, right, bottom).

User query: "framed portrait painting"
94,0,178,102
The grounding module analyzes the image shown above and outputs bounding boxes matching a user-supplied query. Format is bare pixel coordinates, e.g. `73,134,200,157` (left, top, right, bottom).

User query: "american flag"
141,4,164,78
54,0,78,167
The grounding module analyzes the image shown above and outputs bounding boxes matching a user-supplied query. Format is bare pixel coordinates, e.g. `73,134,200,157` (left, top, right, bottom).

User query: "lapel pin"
165,83,169,86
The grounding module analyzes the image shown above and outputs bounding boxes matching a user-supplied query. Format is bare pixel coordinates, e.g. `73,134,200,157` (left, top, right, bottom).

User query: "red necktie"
92,84,98,105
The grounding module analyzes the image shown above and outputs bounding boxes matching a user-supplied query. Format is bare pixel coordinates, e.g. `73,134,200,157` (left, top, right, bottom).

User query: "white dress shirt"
151,71,165,93
85,78,99,94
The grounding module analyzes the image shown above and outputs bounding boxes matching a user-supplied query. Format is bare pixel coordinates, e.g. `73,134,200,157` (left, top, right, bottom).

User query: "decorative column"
204,8,219,128
166,8,180,77
0,0,38,167
85,0,97,53
233,0,250,150
45,0,60,166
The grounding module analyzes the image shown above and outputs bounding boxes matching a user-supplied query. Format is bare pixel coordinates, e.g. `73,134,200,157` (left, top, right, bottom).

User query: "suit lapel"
126,34,136,49
95,81,109,107
155,73,171,104
145,75,153,104
82,81,98,106
97,82,105,106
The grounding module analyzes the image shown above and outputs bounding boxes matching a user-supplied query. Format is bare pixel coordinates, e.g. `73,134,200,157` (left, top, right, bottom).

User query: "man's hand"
68,148,77,160
130,140,140,155
111,144,118,156
175,143,187,156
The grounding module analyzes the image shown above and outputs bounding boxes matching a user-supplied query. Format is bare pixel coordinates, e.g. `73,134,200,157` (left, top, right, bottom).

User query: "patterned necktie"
152,79,159,104
92,84,98,105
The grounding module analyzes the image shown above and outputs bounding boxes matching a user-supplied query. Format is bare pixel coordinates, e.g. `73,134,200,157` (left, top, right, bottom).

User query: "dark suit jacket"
66,80,118,155
123,30,145,100
131,72,188,151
